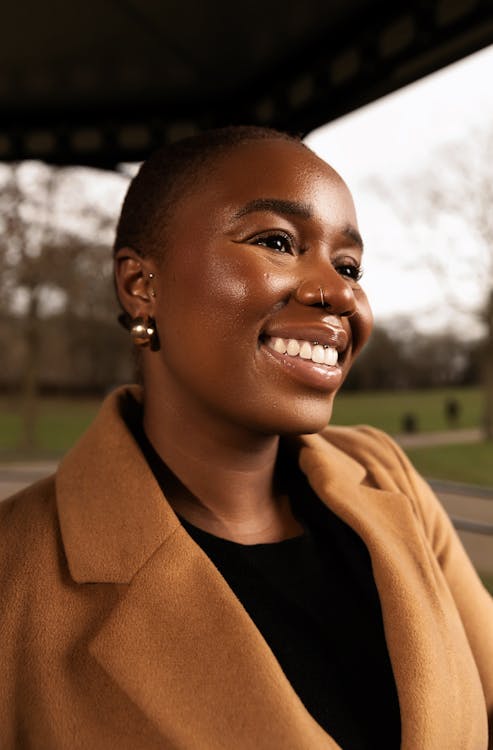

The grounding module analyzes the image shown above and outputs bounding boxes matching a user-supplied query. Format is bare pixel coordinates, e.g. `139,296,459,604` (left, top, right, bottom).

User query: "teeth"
267,337,338,366
272,337,287,353
299,341,312,359
311,344,325,364
325,347,338,366
286,338,300,356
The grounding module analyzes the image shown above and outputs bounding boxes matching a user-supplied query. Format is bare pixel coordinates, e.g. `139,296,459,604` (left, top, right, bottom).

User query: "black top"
135,426,401,750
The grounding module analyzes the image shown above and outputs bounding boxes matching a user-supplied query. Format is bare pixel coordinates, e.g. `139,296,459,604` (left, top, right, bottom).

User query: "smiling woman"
116,133,372,446
1,127,492,750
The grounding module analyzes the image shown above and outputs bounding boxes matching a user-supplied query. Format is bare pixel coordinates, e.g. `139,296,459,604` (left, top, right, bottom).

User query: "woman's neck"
142,391,303,544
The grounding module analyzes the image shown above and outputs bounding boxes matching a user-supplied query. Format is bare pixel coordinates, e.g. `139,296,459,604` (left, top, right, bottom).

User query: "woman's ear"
114,247,157,319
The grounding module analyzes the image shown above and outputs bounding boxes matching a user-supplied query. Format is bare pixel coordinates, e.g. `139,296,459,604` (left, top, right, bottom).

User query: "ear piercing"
131,273,159,347
148,272,156,298
116,271,160,350
128,316,160,351
130,317,155,344
117,312,160,351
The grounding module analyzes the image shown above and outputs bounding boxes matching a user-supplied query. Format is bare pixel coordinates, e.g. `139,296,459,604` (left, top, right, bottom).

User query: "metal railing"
428,479,493,536
450,517,493,535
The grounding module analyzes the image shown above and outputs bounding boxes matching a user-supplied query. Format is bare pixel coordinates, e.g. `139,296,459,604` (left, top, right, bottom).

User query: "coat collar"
56,385,181,583
55,386,368,585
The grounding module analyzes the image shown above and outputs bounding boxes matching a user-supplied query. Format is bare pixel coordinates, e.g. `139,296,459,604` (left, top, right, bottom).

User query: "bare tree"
368,128,493,438
0,162,126,452
345,322,474,392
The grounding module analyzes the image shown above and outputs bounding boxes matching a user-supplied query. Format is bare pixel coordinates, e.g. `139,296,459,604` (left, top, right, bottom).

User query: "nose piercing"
320,286,326,307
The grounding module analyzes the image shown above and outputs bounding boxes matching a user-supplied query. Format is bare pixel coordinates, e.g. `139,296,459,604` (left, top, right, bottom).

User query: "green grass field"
0,396,100,459
406,442,493,487
481,574,493,596
331,385,482,434
331,386,492,487
0,387,491,486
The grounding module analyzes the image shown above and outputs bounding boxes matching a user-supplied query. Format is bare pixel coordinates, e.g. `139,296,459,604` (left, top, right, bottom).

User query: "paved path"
394,427,483,448
428,480,493,574
0,462,58,500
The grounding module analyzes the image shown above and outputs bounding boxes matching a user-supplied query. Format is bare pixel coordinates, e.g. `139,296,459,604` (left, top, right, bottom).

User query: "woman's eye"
336,262,363,282
252,234,294,254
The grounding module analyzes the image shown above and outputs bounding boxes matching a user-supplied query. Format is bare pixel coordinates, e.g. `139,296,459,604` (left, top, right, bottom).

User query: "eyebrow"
342,224,364,251
233,198,312,220
233,197,364,251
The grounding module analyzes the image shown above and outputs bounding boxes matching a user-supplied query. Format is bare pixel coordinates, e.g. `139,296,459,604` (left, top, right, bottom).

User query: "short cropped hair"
113,125,305,259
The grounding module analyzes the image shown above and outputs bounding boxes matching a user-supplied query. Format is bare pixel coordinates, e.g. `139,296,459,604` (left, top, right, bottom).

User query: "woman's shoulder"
0,475,59,578
0,473,57,523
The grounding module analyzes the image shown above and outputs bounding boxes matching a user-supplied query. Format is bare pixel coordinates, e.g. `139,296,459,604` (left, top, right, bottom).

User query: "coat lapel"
89,524,339,749
56,386,180,584
297,431,485,750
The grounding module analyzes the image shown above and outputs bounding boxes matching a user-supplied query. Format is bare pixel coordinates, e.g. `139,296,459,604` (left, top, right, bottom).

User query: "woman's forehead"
209,138,340,184
183,139,354,219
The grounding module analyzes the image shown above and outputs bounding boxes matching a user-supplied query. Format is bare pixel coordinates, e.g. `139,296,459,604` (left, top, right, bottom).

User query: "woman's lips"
262,323,349,354
267,336,338,366
261,335,346,392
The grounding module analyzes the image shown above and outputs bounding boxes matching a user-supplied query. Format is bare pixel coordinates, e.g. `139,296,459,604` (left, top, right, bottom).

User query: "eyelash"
250,232,363,282
335,261,364,282
252,231,294,255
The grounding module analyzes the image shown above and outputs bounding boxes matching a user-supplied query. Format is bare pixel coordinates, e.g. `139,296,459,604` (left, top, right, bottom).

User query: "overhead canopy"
3,0,493,167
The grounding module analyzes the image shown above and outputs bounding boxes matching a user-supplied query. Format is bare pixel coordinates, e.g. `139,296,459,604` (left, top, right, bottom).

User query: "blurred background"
1,0,492,584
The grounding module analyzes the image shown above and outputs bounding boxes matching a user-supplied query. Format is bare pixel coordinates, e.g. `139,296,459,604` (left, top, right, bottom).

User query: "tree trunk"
19,292,40,453
482,290,493,441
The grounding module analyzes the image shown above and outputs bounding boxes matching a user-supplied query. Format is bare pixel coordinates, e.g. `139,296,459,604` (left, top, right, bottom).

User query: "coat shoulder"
0,475,61,592
0,473,58,535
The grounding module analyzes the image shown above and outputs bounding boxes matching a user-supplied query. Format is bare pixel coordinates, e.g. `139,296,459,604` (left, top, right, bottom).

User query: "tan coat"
1,386,492,749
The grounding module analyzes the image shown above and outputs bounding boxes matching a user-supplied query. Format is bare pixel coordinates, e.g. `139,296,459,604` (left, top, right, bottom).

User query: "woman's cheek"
351,290,374,358
199,251,288,318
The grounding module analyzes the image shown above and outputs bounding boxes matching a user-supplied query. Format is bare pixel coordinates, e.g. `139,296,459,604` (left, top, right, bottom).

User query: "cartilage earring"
148,272,157,298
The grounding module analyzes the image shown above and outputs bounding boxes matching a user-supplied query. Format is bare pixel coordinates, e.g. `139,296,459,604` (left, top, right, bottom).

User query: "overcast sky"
305,44,493,334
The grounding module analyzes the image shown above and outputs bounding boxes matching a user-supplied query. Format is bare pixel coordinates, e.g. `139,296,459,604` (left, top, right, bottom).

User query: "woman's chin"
257,399,335,437
282,416,333,436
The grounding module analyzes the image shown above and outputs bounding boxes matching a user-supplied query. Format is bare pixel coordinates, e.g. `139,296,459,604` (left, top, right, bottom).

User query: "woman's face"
146,139,373,435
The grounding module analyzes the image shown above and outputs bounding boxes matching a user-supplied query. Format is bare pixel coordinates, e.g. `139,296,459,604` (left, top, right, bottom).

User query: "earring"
128,316,160,351
148,272,157,298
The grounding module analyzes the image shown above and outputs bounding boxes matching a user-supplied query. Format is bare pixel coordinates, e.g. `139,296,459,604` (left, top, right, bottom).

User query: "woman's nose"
294,267,357,317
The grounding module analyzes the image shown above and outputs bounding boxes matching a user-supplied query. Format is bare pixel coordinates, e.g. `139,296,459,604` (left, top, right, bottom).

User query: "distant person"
445,396,461,428
1,127,492,749
402,411,418,433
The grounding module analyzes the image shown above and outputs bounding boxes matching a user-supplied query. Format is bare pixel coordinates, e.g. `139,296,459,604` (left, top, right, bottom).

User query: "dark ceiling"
3,0,493,167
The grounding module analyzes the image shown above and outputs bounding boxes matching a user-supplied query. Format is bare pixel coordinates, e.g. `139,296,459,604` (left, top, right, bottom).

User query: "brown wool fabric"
0,385,492,749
